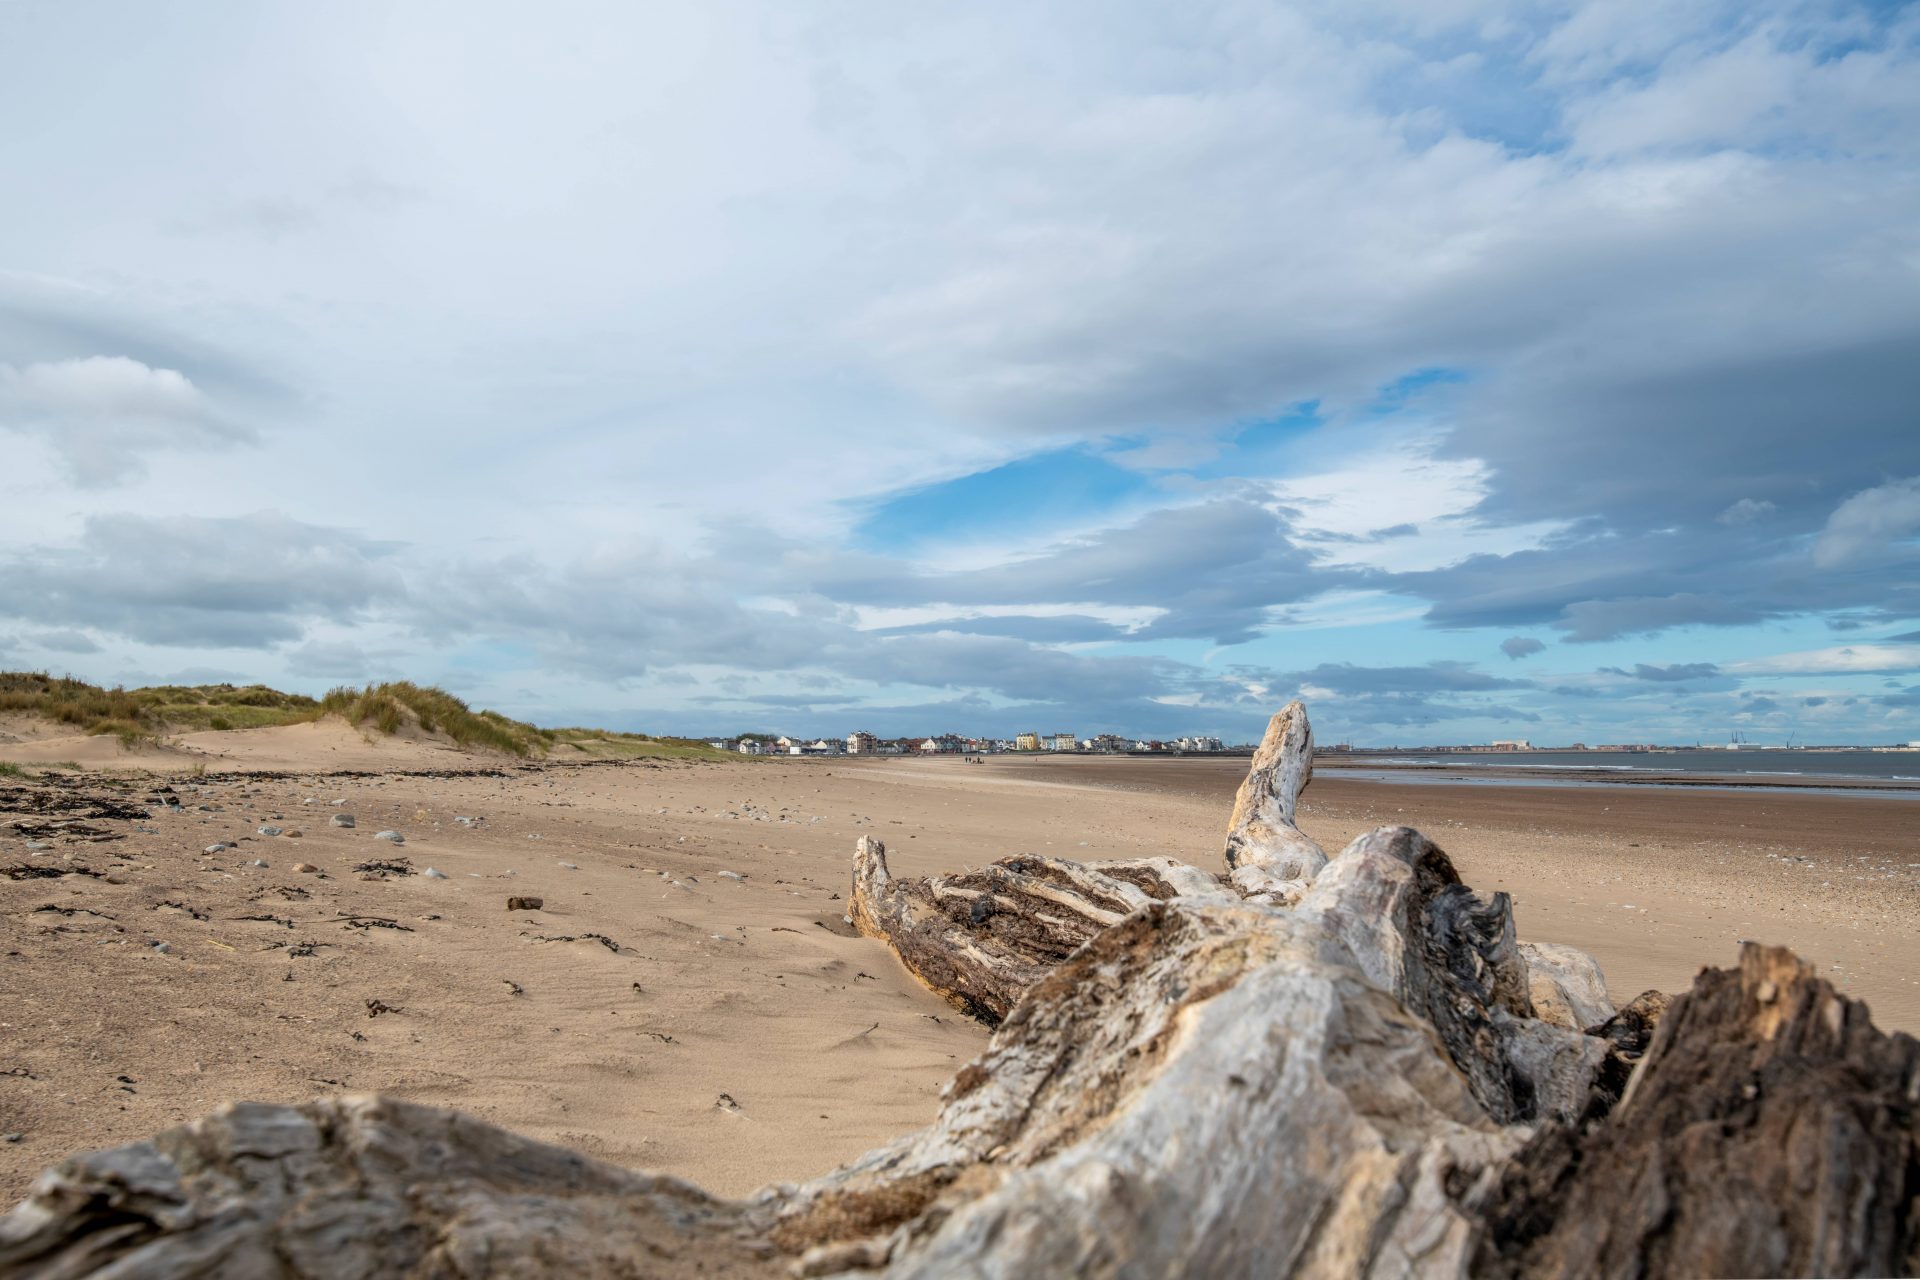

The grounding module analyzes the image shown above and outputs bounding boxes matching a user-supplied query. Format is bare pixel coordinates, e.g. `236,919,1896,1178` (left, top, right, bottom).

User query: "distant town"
704,732,1920,757
707,731,1229,756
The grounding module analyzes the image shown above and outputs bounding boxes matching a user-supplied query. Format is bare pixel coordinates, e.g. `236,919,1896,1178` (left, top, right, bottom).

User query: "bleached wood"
1223,699,1328,900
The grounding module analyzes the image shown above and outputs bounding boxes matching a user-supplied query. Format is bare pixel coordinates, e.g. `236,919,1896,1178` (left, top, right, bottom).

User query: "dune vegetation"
1,671,737,762
0,672,323,744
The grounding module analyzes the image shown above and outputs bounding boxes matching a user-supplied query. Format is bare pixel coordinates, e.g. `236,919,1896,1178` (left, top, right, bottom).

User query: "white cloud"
1812,475,1920,567
1726,643,1920,676
0,356,250,484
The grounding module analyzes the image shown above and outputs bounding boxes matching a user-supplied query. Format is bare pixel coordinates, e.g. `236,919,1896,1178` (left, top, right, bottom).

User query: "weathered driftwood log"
1294,826,1608,1126
1222,699,1328,899
0,1095,777,1279
776,892,1522,1277
1475,943,1920,1278
847,838,1226,1023
1519,940,1616,1031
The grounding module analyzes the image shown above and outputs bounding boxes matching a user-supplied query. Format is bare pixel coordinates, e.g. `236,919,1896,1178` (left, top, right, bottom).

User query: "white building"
847,731,879,754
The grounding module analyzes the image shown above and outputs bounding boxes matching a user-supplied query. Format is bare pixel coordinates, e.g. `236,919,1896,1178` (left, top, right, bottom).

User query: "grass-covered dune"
0,671,736,762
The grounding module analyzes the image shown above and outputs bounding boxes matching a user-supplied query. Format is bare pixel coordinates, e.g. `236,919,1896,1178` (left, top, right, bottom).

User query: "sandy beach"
5,740,1919,1207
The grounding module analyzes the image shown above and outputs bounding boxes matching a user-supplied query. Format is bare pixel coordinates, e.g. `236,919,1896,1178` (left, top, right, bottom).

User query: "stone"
422,867,448,879
293,863,319,874
257,826,283,837
374,831,404,844
507,896,544,911
247,859,268,868
330,814,356,828
202,843,228,855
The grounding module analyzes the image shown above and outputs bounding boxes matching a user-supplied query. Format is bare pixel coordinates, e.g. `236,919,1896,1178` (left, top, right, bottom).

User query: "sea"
1333,749,1920,784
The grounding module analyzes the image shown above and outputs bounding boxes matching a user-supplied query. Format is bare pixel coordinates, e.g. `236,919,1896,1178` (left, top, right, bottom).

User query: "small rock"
203,843,229,855
718,870,745,881
330,814,356,828
293,862,319,874
24,841,52,852
257,825,284,837
558,861,579,870
150,941,171,954
374,831,405,844
507,896,544,911
248,858,269,868
422,867,448,879
1,1133,20,1143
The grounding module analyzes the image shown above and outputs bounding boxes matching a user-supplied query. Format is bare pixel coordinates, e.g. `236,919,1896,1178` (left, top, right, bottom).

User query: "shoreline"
1312,762,1920,798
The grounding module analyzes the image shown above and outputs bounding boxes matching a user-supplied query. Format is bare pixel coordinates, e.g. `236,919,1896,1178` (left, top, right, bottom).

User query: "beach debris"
422,867,448,879
364,999,400,1018
329,814,356,829
506,896,543,911
373,830,405,844
502,979,524,996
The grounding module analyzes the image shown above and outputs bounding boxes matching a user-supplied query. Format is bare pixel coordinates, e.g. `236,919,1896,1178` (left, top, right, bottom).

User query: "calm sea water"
1344,749,1920,782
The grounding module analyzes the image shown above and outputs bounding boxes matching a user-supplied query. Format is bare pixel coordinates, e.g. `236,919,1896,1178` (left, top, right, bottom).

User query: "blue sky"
1,0,1917,745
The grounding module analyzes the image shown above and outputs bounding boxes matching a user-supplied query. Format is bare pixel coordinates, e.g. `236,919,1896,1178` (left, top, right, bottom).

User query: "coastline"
1313,759,1920,796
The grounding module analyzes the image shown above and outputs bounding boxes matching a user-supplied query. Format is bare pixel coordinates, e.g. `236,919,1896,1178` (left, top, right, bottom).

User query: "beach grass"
320,681,557,757
0,672,324,740
2,670,736,764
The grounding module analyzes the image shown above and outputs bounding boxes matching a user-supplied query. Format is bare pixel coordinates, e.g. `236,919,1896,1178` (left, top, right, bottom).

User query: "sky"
2,0,1918,746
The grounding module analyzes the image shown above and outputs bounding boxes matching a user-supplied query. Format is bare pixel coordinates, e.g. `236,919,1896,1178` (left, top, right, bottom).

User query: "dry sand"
5,734,1918,1207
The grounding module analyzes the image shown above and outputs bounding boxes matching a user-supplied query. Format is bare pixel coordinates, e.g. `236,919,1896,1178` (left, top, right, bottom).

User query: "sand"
5,736,1918,1207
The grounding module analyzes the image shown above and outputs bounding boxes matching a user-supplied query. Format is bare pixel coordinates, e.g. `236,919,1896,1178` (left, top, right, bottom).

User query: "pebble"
374,831,405,844
258,825,284,837
507,896,544,911
248,859,269,868
559,861,579,870
330,814,356,828
203,843,229,854
718,870,745,881
422,867,448,879
25,841,52,852
150,941,171,954
293,863,319,874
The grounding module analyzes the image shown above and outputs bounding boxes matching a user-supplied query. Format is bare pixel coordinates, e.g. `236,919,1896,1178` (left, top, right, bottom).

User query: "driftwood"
1222,700,1327,899
6,698,1917,1278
